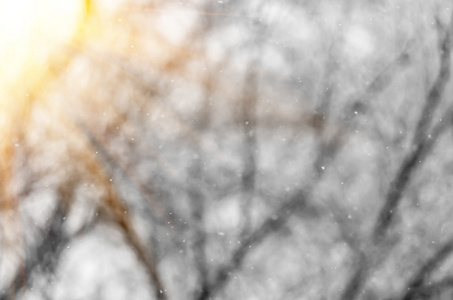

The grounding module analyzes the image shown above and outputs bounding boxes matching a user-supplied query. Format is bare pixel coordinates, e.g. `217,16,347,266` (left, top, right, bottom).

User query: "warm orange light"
0,0,84,102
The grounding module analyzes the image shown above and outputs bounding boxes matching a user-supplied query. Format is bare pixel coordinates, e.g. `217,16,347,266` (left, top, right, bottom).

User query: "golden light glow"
0,0,84,102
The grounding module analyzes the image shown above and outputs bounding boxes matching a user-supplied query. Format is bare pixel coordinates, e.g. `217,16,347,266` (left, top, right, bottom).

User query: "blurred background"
2,0,453,299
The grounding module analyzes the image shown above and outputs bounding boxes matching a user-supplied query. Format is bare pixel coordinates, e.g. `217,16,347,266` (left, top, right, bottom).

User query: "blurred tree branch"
1,200,70,300
373,14,453,243
196,190,309,300
399,237,453,300
342,8,453,300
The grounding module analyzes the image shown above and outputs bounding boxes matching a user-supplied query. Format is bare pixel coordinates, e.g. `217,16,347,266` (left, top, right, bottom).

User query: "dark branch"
400,238,453,300
342,13,453,300
372,16,453,243
400,276,453,300
240,62,259,236
197,191,308,300
73,116,173,228
340,255,368,300
1,197,72,300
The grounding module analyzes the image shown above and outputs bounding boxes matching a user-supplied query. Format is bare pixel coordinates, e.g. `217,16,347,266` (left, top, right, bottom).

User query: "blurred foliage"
2,0,453,299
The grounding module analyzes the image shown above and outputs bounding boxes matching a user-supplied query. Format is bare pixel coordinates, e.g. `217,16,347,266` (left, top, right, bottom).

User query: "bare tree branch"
54,112,168,300
240,61,259,237
373,12,453,244
399,237,453,300
1,186,75,300
196,191,310,300
190,68,214,300
73,115,177,229
399,276,453,300
340,12,453,300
